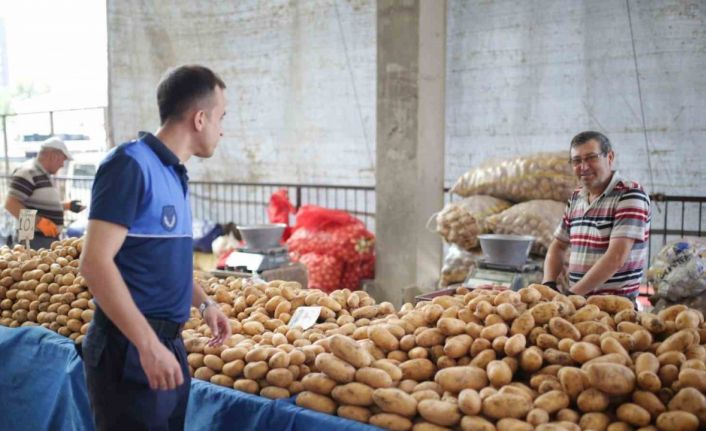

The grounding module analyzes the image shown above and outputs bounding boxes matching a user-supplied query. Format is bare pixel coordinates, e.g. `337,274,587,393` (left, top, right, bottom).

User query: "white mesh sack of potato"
485,200,566,256
450,152,578,202
433,195,511,250
439,245,480,287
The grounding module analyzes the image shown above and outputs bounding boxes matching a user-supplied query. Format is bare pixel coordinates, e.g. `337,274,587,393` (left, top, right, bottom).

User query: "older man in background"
4,136,84,249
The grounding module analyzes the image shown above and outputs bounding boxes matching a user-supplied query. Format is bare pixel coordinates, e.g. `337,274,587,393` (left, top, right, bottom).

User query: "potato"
194,367,216,381
635,371,661,392
209,373,234,388
315,353,355,383
587,295,634,314
470,349,497,369
633,390,666,417
655,411,699,431
222,360,245,378
260,386,290,399
243,361,268,380
585,363,636,396
487,360,513,388
435,366,488,392
416,328,444,347
520,346,544,372
412,390,441,402
337,405,372,423
549,317,581,341
203,354,224,372
675,310,701,330
372,388,418,417
417,399,460,427
370,325,400,352
460,416,496,431
556,409,580,424
579,412,610,431
456,388,482,416
437,317,466,336
481,323,508,340
657,330,695,356
496,418,533,431
570,342,603,364
678,368,706,391
504,333,526,357
372,359,403,382
296,391,337,415
482,393,532,419
331,382,374,406
543,348,573,366
355,367,394,389
302,372,337,395
399,358,435,382
616,403,651,427
530,302,559,325
329,334,373,368
533,390,569,414
511,312,535,336
444,334,472,359
369,413,413,431
558,367,586,400
265,368,294,388
577,388,610,412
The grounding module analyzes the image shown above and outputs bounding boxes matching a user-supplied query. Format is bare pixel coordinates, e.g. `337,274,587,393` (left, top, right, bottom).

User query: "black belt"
93,307,183,339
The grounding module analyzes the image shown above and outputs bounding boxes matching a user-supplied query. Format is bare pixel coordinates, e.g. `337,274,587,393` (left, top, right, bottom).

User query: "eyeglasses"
570,152,606,167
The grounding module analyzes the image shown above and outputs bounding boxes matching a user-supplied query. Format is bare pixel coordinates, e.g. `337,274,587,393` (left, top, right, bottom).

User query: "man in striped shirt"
543,131,651,301
4,137,84,249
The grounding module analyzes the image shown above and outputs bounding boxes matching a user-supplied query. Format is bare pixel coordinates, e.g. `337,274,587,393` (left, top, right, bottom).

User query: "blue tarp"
0,326,382,431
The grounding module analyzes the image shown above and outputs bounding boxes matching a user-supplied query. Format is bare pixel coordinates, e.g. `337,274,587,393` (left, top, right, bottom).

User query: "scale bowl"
478,234,535,268
237,223,286,249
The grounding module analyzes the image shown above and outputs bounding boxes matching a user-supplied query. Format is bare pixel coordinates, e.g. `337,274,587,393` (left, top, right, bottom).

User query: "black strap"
93,307,183,339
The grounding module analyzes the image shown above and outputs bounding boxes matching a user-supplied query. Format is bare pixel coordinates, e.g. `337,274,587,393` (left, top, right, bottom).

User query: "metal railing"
1,174,703,297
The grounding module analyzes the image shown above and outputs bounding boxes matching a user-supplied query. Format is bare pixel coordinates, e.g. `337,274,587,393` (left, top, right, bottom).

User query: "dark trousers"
82,314,190,431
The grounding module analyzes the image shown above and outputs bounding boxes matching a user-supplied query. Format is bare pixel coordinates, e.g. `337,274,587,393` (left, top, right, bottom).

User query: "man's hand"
204,305,231,347
36,217,59,237
69,200,86,212
137,339,184,390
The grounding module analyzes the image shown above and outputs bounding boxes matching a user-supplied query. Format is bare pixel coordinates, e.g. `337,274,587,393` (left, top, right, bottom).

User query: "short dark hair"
570,131,612,153
157,65,226,125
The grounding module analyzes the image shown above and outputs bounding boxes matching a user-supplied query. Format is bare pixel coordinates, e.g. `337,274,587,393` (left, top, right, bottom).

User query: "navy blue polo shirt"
89,132,193,323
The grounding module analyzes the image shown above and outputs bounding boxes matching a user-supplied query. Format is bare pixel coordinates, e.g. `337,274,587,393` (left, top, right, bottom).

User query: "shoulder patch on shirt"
161,205,177,231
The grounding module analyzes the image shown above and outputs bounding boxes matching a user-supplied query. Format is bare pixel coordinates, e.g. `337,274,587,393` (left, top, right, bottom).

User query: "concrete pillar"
374,0,446,306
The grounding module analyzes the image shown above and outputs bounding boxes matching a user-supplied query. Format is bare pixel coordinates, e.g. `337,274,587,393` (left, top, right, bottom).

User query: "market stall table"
0,326,382,431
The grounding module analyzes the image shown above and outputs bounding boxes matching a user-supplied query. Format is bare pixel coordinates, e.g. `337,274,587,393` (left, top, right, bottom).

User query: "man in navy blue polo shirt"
79,65,230,431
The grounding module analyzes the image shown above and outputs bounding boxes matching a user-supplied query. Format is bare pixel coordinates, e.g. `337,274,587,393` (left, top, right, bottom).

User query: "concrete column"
374,0,446,306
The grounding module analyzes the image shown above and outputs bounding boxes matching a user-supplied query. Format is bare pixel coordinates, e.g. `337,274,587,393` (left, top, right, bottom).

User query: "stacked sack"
437,152,576,286
287,206,374,293
648,239,706,315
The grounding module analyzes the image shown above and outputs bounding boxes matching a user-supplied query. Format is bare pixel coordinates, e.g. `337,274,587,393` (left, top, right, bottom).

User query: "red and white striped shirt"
554,171,651,297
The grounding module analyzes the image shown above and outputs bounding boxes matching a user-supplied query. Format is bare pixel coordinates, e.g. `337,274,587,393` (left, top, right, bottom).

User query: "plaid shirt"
554,171,651,297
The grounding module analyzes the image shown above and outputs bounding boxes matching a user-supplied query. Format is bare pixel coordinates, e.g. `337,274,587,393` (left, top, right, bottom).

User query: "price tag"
287,306,321,330
17,209,37,242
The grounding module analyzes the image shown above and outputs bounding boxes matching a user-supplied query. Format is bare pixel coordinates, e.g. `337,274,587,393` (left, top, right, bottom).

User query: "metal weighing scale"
223,224,289,273
463,234,543,291
225,246,289,273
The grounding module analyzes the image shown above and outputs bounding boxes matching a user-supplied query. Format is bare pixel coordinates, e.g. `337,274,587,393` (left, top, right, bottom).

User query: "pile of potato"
186,276,706,431
183,276,395,399
435,196,511,250
450,152,577,203
0,239,93,343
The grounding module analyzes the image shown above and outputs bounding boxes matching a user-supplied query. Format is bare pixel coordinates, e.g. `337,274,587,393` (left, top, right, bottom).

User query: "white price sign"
287,306,321,330
17,209,37,241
